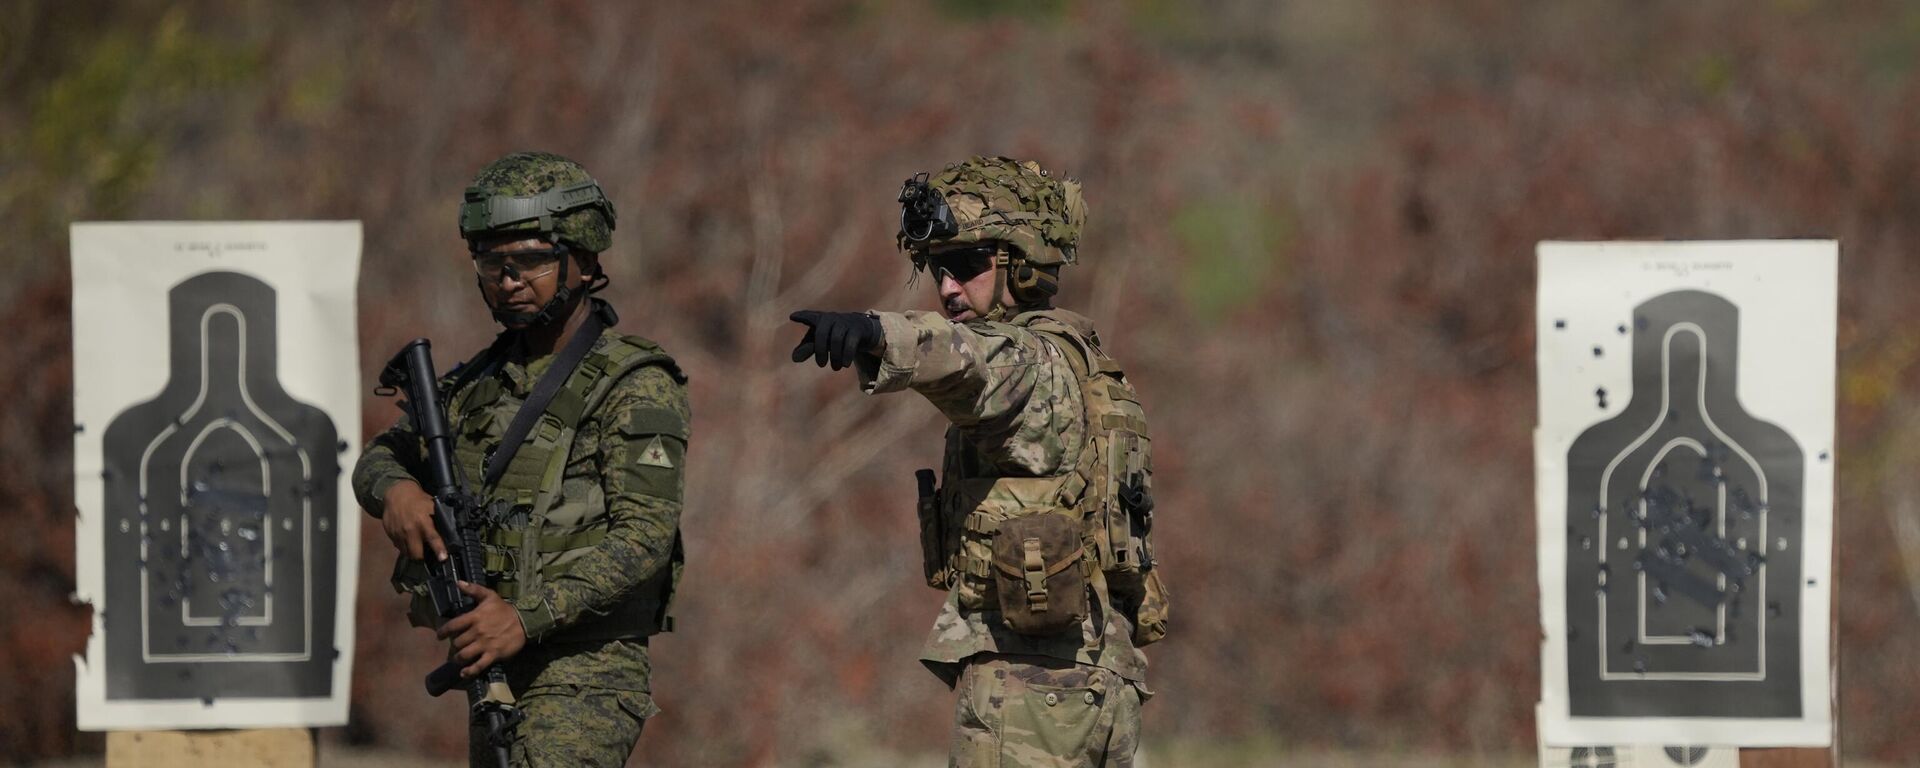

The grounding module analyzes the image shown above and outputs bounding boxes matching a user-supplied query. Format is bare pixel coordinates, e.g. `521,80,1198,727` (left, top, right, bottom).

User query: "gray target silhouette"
100,271,339,700
1564,290,1803,718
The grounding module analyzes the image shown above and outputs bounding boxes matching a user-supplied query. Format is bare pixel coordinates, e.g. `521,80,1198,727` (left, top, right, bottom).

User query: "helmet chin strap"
982,244,1057,321
983,246,1012,322
522,254,575,327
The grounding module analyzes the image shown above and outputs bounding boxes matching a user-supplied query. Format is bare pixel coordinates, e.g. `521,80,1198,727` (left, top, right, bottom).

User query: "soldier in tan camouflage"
789,157,1167,767
354,151,689,767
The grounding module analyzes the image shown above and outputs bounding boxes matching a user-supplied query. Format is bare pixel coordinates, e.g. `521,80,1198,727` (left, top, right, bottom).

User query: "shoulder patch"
614,403,690,440
637,435,676,469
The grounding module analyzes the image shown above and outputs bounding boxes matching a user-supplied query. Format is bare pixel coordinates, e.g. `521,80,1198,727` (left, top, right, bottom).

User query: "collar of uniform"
499,329,611,398
1012,307,1096,335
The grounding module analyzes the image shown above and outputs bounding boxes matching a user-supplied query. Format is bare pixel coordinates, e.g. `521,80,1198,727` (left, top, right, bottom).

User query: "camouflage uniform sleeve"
855,310,1086,475
515,364,689,641
351,409,424,519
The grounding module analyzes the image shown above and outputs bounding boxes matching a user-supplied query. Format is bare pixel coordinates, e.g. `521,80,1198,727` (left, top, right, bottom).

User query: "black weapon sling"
482,302,611,489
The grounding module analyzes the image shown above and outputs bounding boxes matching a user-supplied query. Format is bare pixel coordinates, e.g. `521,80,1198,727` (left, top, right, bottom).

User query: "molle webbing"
454,334,684,633
1015,311,1155,571
483,312,609,490
488,559,584,600
465,340,679,502
482,525,608,553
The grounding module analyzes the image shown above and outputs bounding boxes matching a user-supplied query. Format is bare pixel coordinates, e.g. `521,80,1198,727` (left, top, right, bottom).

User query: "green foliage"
287,63,349,123
1125,0,1204,42
1690,52,1734,97
2,6,259,255
933,0,1068,21
1862,4,1920,84
1173,197,1291,323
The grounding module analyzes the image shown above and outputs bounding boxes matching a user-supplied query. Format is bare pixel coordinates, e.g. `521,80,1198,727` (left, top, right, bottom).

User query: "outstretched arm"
856,310,1086,476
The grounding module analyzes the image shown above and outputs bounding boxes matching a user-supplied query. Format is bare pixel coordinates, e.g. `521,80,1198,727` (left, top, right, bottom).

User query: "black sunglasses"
925,246,999,283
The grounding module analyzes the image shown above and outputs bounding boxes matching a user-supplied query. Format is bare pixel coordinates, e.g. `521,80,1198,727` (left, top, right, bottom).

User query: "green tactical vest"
393,331,687,642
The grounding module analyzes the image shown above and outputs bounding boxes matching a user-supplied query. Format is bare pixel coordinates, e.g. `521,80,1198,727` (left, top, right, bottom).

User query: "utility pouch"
1092,431,1152,573
989,512,1089,636
947,475,1060,610
1131,567,1171,646
915,469,952,589
1119,469,1155,570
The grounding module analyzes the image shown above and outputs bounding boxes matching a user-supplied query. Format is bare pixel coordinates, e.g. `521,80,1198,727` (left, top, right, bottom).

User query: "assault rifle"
377,339,521,768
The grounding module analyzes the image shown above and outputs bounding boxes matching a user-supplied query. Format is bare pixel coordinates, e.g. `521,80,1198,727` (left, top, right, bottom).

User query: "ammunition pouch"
932,474,1079,613
989,512,1090,636
1106,563,1171,646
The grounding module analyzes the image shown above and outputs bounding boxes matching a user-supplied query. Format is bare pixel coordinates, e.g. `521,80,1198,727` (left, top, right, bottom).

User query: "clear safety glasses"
472,246,566,284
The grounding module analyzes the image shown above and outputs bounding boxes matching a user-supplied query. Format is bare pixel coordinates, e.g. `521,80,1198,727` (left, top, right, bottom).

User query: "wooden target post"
107,729,314,768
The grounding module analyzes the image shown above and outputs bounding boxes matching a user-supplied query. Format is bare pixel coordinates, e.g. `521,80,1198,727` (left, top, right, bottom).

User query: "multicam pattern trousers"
949,654,1142,768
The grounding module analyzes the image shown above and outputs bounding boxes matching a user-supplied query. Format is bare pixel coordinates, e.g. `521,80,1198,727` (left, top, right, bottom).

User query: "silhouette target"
100,271,339,700
1564,290,1804,717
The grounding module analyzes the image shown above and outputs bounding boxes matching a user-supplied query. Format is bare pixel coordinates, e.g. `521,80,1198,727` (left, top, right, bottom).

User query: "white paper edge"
1533,240,1836,747
71,221,362,730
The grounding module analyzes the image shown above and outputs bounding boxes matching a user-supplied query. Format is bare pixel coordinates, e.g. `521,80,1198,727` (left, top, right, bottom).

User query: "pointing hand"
788,310,883,370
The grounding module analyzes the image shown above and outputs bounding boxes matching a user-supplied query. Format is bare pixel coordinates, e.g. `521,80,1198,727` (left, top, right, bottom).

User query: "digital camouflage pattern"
464,151,615,253
471,676,653,768
950,656,1140,768
902,156,1087,267
354,327,688,767
853,307,1147,764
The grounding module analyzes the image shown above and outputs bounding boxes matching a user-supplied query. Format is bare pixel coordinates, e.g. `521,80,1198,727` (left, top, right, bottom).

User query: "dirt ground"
30,746,1893,768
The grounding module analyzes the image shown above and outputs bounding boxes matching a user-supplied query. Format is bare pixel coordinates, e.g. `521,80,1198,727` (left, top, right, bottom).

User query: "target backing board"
72,222,362,730
1535,241,1834,746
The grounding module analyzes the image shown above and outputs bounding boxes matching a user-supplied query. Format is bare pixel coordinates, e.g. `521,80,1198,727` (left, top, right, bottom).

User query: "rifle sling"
483,307,607,489
444,334,511,407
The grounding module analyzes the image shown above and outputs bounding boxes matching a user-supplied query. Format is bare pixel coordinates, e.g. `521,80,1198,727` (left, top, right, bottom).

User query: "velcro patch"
638,435,675,469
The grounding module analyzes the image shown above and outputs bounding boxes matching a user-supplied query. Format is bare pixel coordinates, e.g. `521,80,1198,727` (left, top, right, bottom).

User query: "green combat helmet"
459,151,617,326
896,156,1087,321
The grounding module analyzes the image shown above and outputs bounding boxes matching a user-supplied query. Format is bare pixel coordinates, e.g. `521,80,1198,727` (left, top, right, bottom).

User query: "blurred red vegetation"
5,0,1920,764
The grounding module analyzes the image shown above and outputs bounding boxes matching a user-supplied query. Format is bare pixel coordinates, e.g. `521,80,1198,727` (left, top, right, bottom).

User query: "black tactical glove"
788,310,884,370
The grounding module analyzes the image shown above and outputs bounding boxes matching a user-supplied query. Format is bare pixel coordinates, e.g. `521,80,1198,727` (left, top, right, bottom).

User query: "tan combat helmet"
896,156,1087,320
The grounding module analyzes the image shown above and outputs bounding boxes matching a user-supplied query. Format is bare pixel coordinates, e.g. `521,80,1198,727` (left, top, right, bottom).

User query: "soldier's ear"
574,250,602,283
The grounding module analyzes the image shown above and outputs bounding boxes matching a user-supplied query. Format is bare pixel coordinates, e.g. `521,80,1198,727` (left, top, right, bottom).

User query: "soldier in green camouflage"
353,151,689,767
789,157,1162,767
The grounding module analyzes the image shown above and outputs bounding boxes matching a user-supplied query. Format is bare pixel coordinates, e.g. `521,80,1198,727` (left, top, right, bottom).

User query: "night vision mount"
897,173,958,245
